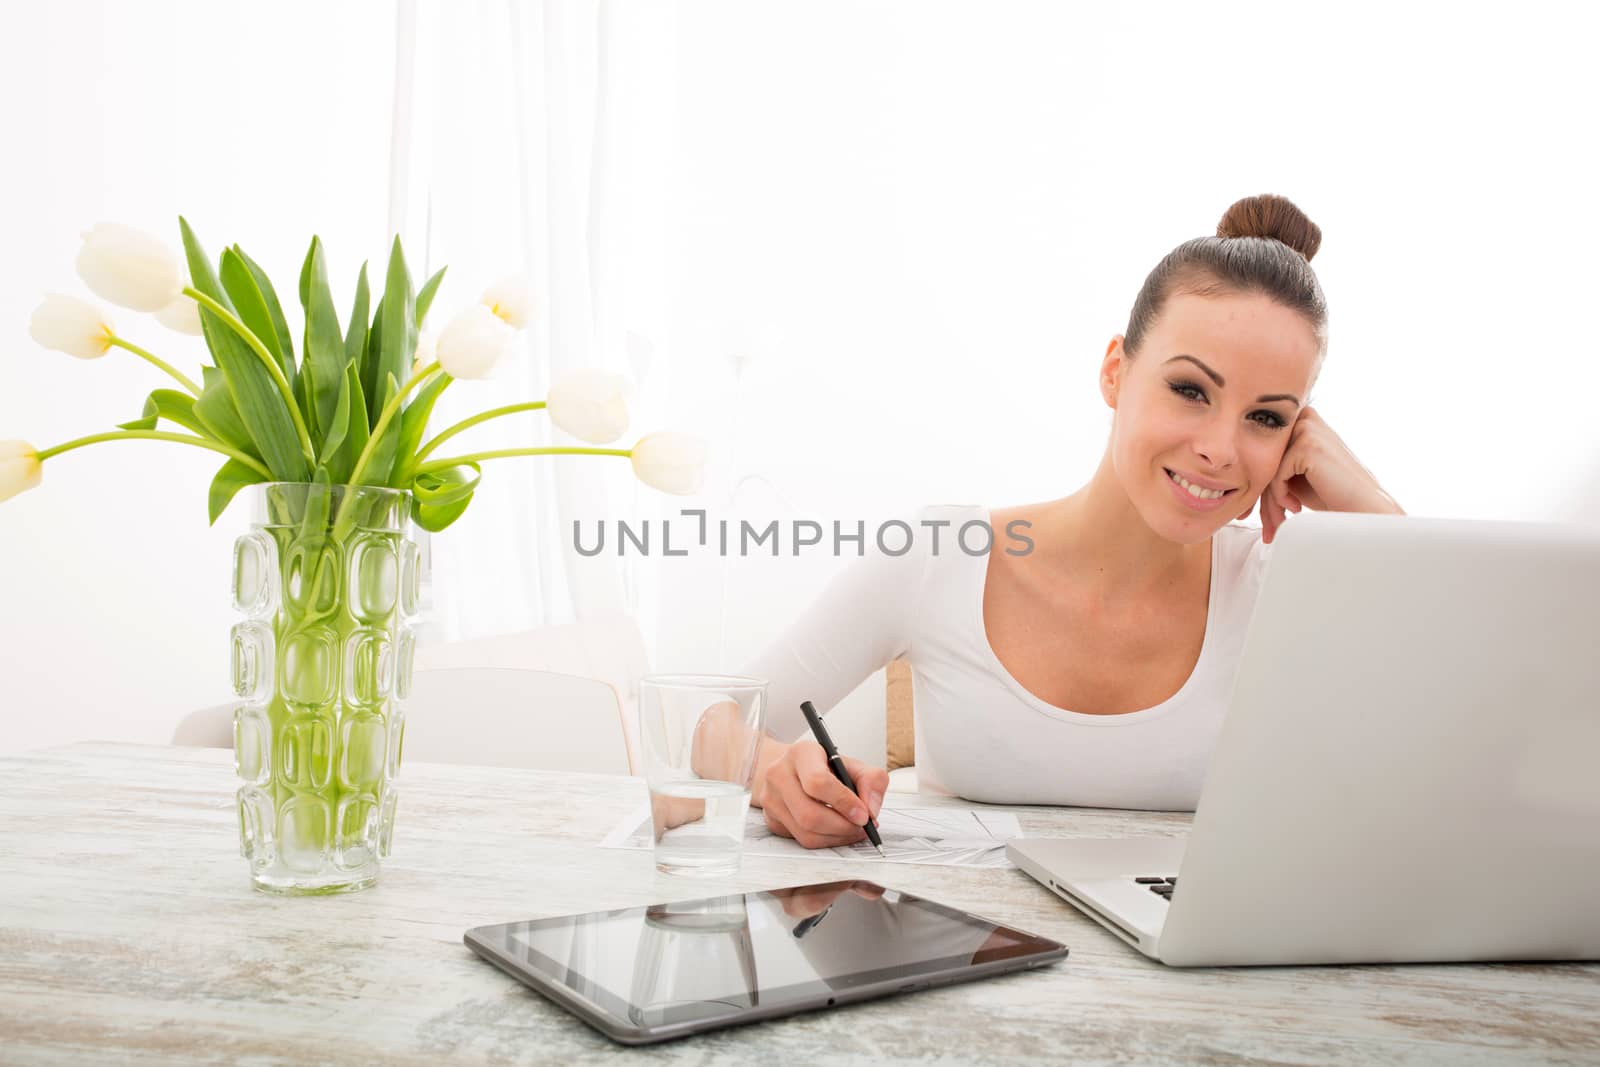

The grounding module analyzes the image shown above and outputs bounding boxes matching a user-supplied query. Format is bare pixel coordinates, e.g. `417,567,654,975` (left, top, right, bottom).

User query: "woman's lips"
1164,467,1237,513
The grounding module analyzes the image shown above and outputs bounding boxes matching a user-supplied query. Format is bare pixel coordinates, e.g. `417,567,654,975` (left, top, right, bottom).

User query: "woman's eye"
1170,380,1287,429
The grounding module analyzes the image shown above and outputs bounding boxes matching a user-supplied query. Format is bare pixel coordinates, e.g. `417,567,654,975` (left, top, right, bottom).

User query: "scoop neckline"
968,505,1221,727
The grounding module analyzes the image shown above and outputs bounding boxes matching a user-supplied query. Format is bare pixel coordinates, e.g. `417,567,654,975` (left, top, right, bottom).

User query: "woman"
742,194,1404,849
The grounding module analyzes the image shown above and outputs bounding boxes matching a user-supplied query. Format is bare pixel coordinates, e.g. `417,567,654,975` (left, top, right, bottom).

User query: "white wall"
3,1,1598,756
0,1,396,752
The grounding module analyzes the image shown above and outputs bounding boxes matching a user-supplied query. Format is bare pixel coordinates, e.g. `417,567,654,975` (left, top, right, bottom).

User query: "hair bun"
1217,194,1321,262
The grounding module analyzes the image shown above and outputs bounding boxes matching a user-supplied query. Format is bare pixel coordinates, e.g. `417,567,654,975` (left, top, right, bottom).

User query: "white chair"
414,613,650,772
171,666,632,776
403,666,630,774
171,702,236,748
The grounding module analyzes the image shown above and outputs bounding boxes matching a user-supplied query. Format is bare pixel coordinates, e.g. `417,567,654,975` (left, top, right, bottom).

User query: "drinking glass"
627,896,759,1025
637,675,767,877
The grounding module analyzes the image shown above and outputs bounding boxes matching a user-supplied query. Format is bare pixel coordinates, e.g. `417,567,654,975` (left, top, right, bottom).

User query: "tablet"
464,879,1067,1045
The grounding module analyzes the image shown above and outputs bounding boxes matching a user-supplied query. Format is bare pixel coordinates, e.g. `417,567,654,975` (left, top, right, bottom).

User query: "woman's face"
1101,289,1321,544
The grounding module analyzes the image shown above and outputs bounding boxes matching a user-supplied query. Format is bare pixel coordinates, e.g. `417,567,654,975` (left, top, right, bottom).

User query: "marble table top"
1,742,1596,1065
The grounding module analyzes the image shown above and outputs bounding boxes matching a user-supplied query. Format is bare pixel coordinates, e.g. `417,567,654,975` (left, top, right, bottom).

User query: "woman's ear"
1100,336,1127,410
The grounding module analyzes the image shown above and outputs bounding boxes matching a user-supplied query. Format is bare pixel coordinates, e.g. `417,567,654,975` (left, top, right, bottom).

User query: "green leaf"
411,462,480,508
194,366,257,455
389,371,451,485
342,361,370,481
179,217,309,482
294,357,317,443
365,238,416,421
130,389,210,437
355,373,403,486
297,236,345,449
220,247,292,388
298,464,332,539
319,369,357,484
235,247,296,372
362,294,383,426
117,414,158,431
345,261,370,367
208,458,267,525
415,266,447,329
411,486,476,533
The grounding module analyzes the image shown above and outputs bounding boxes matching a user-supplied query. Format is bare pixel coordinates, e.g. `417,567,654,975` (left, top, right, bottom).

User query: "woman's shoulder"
906,503,1048,571
882,503,996,559
1215,520,1265,554
1213,521,1271,594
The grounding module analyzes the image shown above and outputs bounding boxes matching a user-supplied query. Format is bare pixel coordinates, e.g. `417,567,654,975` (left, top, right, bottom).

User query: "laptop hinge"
1049,880,1150,950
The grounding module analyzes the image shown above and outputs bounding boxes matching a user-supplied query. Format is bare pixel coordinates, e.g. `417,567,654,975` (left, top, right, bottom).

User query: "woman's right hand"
755,739,888,849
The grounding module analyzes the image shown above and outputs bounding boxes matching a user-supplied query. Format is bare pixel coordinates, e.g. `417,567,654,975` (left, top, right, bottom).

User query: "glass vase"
229,482,420,894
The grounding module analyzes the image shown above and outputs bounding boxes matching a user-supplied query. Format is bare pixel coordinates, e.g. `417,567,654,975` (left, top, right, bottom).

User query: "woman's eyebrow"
1166,354,1224,386
1165,355,1299,406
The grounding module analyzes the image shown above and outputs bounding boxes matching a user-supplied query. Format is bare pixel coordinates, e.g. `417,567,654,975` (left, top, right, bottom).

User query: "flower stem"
35,430,273,479
331,361,445,540
347,360,443,489
414,446,631,476
413,401,547,466
183,286,316,465
107,336,203,396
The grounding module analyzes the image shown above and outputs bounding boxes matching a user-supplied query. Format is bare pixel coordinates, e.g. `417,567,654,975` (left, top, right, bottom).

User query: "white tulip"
480,275,535,329
29,294,115,360
547,369,631,444
411,329,437,379
629,432,708,496
75,222,184,312
0,441,42,504
436,304,514,380
154,295,203,336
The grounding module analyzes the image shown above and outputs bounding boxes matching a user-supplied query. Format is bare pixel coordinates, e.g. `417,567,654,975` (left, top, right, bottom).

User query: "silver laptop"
1008,511,1600,966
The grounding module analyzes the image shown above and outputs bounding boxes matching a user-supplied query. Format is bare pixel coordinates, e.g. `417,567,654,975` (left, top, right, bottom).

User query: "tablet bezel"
464,879,1068,1045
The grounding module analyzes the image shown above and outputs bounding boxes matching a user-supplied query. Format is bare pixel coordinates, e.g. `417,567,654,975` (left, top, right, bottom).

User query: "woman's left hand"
1258,406,1403,544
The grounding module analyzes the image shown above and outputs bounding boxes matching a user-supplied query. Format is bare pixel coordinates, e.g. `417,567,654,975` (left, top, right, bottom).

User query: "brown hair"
1123,194,1328,358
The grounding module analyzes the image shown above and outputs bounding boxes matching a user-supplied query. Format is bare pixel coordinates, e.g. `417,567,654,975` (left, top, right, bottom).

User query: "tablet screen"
469,880,1063,1033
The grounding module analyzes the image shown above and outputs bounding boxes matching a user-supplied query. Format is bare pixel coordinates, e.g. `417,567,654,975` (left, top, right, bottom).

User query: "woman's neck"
1026,448,1210,600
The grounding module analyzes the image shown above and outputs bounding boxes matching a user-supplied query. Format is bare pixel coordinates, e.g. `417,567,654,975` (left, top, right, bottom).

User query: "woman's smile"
1164,467,1239,512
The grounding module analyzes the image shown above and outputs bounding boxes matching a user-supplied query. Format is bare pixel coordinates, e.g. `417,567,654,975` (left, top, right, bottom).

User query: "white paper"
602,800,1023,868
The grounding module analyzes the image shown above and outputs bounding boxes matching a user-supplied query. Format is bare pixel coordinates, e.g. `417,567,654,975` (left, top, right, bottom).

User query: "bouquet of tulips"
5,220,706,524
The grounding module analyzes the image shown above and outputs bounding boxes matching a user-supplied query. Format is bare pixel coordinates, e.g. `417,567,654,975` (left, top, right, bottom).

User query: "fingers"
843,757,889,819
764,789,856,847
793,743,871,825
763,743,874,849
1259,484,1283,544
772,885,844,919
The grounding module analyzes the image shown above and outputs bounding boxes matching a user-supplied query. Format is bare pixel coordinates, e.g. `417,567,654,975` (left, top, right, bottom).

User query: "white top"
743,504,1271,811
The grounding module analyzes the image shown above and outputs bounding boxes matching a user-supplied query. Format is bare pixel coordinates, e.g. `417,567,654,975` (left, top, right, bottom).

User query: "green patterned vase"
229,482,419,894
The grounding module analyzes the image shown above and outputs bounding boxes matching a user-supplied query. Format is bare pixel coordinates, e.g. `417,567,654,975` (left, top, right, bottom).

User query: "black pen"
791,903,833,939
800,700,887,858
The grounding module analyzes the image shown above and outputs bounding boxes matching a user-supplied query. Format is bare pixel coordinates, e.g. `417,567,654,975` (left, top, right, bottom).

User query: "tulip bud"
0,441,43,504
154,295,204,336
75,222,184,312
547,369,631,444
480,275,535,329
29,294,115,360
412,329,437,379
630,432,708,496
436,305,514,380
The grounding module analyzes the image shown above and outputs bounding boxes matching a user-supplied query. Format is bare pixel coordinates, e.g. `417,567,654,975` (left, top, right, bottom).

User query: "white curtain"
388,0,675,645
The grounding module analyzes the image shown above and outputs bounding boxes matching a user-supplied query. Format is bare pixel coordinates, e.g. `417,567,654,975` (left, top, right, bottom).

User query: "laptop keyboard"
1134,875,1178,901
